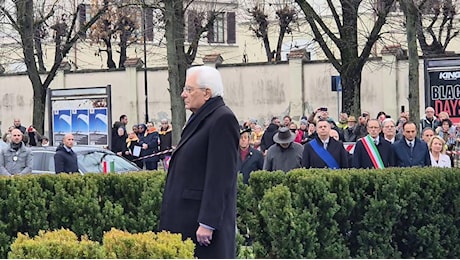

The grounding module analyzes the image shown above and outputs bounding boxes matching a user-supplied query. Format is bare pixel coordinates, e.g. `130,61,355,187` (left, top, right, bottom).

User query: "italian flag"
361,135,385,169
102,161,115,174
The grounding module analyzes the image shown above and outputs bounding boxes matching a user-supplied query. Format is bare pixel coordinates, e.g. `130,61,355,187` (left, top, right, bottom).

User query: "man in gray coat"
263,127,303,172
0,129,33,176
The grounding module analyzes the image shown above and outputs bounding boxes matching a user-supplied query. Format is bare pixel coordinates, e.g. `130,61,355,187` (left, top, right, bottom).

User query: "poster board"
48,86,112,147
425,58,460,123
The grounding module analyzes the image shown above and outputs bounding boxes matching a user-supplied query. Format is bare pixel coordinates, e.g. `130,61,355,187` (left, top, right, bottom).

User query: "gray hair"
382,118,395,127
187,66,224,97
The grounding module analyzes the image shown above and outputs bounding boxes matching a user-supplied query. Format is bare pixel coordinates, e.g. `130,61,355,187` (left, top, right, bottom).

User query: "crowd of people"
110,115,173,170
237,106,460,184
0,115,174,174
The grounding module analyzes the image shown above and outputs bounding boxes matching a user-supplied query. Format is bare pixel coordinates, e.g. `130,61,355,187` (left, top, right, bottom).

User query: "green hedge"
237,167,460,258
1,168,459,258
0,171,165,258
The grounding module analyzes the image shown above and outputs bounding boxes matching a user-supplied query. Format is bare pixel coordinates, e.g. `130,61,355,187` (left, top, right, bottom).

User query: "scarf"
10,142,22,151
126,135,139,148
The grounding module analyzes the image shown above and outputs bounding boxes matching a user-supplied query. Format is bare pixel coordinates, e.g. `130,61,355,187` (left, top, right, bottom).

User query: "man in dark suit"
382,118,400,144
352,119,395,168
393,121,431,167
302,119,349,169
237,127,264,184
54,133,78,173
159,66,239,258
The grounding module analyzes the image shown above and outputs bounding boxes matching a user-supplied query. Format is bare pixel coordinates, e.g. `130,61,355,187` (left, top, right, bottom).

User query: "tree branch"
295,0,341,46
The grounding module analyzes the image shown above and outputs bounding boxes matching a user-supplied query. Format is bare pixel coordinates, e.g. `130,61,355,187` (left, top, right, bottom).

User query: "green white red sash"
361,135,385,169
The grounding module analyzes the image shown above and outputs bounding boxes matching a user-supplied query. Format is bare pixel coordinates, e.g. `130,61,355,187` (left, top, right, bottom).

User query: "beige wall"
0,53,428,136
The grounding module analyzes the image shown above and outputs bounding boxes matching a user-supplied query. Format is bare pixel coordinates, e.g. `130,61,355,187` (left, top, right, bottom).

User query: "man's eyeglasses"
183,86,205,93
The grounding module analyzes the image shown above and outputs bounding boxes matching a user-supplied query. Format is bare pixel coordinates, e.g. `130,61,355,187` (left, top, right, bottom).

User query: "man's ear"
204,88,212,100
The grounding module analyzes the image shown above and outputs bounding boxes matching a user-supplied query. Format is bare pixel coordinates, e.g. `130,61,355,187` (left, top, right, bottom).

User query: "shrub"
102,228,195,258
8,228,104,259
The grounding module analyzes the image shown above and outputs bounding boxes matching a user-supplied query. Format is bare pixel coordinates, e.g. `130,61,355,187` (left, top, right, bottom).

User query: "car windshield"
77,151,139,173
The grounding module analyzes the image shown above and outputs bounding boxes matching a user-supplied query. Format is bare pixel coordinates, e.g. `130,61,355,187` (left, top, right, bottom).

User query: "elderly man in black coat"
159,66,239,259
237,127,264,184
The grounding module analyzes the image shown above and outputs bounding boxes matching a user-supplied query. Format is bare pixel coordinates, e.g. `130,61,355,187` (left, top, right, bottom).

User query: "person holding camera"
308,107,332,124
354,112,370,139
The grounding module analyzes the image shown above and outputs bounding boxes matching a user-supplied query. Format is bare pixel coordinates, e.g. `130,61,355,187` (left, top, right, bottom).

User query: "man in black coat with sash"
302,119,349,169
352,119,395,168
159,66,239,258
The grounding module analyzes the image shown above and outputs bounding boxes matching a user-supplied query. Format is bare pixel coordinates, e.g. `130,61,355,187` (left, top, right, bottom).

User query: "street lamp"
142,0,149,123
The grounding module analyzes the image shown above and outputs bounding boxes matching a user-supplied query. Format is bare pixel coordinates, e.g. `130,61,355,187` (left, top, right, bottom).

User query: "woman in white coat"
428,135,451,168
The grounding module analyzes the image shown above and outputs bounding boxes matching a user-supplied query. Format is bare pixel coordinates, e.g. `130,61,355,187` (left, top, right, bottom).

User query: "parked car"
30,146,141,174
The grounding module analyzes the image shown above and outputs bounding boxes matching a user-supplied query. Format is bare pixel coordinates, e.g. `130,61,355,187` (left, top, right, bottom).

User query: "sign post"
47,85,112,147
331,75,342,120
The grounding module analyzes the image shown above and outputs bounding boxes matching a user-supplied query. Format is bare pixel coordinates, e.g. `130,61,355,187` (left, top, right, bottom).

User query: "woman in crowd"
428,135,451,168
250,124,264,150
111,127,127,157
125,131,143,168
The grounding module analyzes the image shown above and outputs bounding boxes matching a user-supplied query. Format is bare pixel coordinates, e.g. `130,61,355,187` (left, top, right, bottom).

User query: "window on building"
208,12,225,43
78,3,87,38
187,10,236,44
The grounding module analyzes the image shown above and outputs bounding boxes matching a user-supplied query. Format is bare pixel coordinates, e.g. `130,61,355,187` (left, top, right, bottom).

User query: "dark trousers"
144,160,158,170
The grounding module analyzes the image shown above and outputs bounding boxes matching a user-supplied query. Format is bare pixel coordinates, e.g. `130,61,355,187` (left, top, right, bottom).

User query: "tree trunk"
401,0,420,122
262,35,272,62
15,0,45,132
104,38,117,69
164,0,187,145
275,25,286,61
340,66,362,116
34,26,46,72
32,84,47,134
340,0,360,116
118,30,128,68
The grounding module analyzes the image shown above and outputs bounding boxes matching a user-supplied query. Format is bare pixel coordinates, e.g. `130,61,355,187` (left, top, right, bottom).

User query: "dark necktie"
374,139,379,146
409,142,413,155
323,141,328,149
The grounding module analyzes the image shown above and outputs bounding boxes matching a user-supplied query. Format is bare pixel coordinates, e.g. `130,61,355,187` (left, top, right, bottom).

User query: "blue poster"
71,109,89,145
53,109,71,144
89,108,108,145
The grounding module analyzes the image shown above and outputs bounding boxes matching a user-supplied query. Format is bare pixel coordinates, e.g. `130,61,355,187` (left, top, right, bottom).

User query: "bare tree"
0,0,108,133
89,0,141,69
294,0,396,116
245,0,297,62
415,0,459,55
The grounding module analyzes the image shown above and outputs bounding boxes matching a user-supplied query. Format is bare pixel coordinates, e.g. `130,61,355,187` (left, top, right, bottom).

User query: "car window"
77,151,139,173
32,151,44,171
45,153,55,173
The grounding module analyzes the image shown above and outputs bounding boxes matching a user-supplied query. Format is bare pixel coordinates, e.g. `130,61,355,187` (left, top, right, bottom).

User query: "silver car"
30,146,141,174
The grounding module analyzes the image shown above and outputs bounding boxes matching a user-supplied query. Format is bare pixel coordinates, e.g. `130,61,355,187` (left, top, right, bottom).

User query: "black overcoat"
302,136,349,169
159,97,239,259
236,147,264,184
352,136,395,168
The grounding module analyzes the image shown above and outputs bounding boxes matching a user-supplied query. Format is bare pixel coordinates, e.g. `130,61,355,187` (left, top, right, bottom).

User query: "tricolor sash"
310,139,340,169
361,135,385,169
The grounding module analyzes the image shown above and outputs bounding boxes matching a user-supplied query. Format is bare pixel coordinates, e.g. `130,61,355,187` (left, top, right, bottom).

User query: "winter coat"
54,144,79,173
